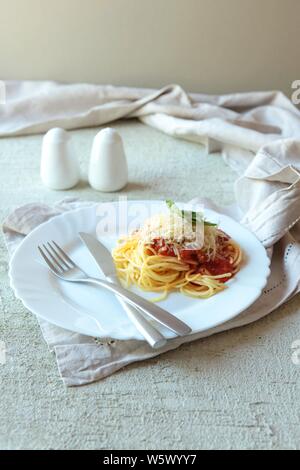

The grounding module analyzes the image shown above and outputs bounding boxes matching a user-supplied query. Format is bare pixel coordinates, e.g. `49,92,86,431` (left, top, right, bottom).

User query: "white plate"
9,200,270,341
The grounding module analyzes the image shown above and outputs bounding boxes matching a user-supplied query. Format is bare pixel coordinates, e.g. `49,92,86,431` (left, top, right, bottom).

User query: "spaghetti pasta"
112,202,243,301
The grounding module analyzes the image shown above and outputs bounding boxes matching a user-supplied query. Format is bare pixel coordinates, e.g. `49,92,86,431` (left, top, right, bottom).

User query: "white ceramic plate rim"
9,200,271,341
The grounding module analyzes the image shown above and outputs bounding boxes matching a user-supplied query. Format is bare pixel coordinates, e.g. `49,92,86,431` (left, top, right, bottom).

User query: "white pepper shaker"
40,128,80,190
89,128,128,192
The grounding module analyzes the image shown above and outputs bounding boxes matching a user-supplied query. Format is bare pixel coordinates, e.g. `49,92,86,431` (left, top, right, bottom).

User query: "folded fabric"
1,83,299,150
1,81,300,385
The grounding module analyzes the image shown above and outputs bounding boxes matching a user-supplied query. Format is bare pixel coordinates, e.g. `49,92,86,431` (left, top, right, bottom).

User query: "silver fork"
38,241,192,338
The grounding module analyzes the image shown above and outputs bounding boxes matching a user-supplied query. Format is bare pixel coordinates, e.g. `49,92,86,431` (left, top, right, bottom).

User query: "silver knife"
79,232,166,348
79,232,192,345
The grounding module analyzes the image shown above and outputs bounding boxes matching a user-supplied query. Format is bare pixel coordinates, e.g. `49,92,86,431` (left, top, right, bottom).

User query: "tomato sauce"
150,237,234,283
151,238,176,257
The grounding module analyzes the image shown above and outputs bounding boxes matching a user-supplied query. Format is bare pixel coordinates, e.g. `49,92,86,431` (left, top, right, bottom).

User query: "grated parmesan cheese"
138,213,199,244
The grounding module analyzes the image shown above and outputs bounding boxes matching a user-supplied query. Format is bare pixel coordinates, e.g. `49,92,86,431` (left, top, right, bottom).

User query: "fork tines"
38,241,76,274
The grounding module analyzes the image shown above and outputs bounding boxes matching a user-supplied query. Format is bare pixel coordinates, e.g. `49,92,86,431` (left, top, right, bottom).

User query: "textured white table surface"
0,120,300,450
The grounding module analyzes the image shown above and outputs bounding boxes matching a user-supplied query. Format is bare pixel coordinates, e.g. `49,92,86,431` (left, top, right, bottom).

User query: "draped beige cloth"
1,81,300,385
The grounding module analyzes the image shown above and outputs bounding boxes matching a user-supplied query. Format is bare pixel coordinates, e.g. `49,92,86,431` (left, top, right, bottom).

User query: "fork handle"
81,277,192,336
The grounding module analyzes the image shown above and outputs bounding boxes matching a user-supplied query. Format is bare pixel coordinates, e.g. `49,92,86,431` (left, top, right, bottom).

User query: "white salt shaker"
40,128,80,190
89,128,128,192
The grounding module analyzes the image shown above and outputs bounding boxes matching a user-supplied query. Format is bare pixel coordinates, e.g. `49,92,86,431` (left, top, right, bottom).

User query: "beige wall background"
0,0,299,96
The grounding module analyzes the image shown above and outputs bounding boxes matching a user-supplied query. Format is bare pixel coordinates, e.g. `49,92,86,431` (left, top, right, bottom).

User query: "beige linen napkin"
1,82,299,149
1,81,300,385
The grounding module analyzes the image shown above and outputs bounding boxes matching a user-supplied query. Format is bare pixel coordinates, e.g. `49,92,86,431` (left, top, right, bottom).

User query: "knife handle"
117,297,167,349
105,275,167,348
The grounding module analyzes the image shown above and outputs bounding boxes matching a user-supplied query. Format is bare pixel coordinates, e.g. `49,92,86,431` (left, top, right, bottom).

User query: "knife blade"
79,232,118,280
79,232,168,348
